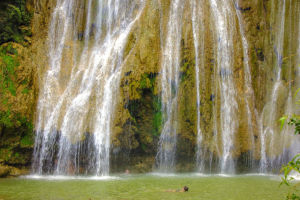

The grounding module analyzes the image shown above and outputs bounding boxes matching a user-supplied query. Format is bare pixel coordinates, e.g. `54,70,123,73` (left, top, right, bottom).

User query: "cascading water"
209,0,238,174
271,0,300,171
191,0,205,172
29,0,300,176
235,0,257,170
32,0,144,175
259,0,286,173
258,0,300,173
156,0,184,172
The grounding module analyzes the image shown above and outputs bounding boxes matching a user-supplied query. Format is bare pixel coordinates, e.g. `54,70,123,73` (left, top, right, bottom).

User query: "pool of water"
0,174,291,200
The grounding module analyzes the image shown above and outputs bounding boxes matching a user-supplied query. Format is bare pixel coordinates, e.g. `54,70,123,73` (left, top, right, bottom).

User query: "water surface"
0,174,289,200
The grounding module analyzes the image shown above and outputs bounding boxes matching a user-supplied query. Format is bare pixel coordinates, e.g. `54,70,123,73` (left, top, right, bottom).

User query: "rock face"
0,0,54,177
0,0,299,175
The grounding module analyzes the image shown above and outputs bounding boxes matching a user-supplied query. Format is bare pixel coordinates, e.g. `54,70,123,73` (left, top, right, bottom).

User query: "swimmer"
166,186,189,192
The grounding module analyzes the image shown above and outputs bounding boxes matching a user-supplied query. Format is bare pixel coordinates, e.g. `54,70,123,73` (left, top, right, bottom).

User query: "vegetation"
152,97,162,137
0,44,34,166
0,45,18,127
0,0,32,44
281,152,300,200
280,89,300,199
0,45,33,129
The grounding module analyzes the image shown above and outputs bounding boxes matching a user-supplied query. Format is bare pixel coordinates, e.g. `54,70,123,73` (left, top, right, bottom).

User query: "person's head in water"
183,186,189,192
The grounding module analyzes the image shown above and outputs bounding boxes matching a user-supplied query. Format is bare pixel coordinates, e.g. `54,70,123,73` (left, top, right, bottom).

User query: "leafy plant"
280,83,300,199
280,116,300,199
280,132,300,199
281,154,300,186
280,116,300,135
0,0,32,44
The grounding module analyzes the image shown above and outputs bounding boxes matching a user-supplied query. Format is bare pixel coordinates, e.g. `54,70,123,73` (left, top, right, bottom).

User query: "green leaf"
280,116,288,130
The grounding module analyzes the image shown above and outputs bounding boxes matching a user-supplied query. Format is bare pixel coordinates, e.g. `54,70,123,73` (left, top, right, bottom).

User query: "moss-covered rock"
0,0,299,174
0,164,29,177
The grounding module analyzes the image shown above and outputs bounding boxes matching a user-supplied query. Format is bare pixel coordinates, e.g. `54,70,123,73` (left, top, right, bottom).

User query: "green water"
0,174,290,200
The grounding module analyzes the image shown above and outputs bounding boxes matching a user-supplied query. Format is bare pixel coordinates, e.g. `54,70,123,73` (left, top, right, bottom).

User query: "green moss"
0,45,18,97
180,59,195,82
20,135,33,147
152,97,162,136
14,152,20,158
140,73,156,91
0,148,12,162
0,109,13,127
0,44,26,128
21,88,29,94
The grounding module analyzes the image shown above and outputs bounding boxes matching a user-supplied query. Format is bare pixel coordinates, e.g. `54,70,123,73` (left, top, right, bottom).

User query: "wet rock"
234,3,251,13
255,48,265,61
0,165,29,177
0,165,10,178
77,32,84,41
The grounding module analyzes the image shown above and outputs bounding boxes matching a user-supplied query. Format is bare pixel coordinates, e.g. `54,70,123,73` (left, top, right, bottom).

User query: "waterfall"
276,0,300,169
29,0,300,176
32,0,144,175
209,0,238,174
259,0,286,173
291,3,300,157
235,1,256,169
156,0,184,172
191,0,205,172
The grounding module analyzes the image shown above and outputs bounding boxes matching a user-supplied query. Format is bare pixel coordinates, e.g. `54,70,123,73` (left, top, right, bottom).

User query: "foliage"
0,109,13,127
0,45,18,127
288,118,300,135
0,45,18,97
280,135,300,199
20,134,33,147
280,116,300,135
286,193,300,200
280,116,300,199
0,1,33,166
0,44,32,135
0,0,32,44
281,154,300,186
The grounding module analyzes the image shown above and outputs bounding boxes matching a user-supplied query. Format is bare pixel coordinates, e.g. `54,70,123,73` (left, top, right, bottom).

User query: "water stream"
260,0,286,173
209,0,238,174
191,0,205,172
31,0,300,176
156,0,184,172
33,0,145,175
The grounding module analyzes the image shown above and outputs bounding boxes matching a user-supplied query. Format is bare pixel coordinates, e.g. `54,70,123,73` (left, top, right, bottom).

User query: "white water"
30,0,300,176
33,0,145,176
191,0,205,172
280,0,300,168
259,0,286,173
156,0,184,172
235,0,257,169
209,0,238,174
